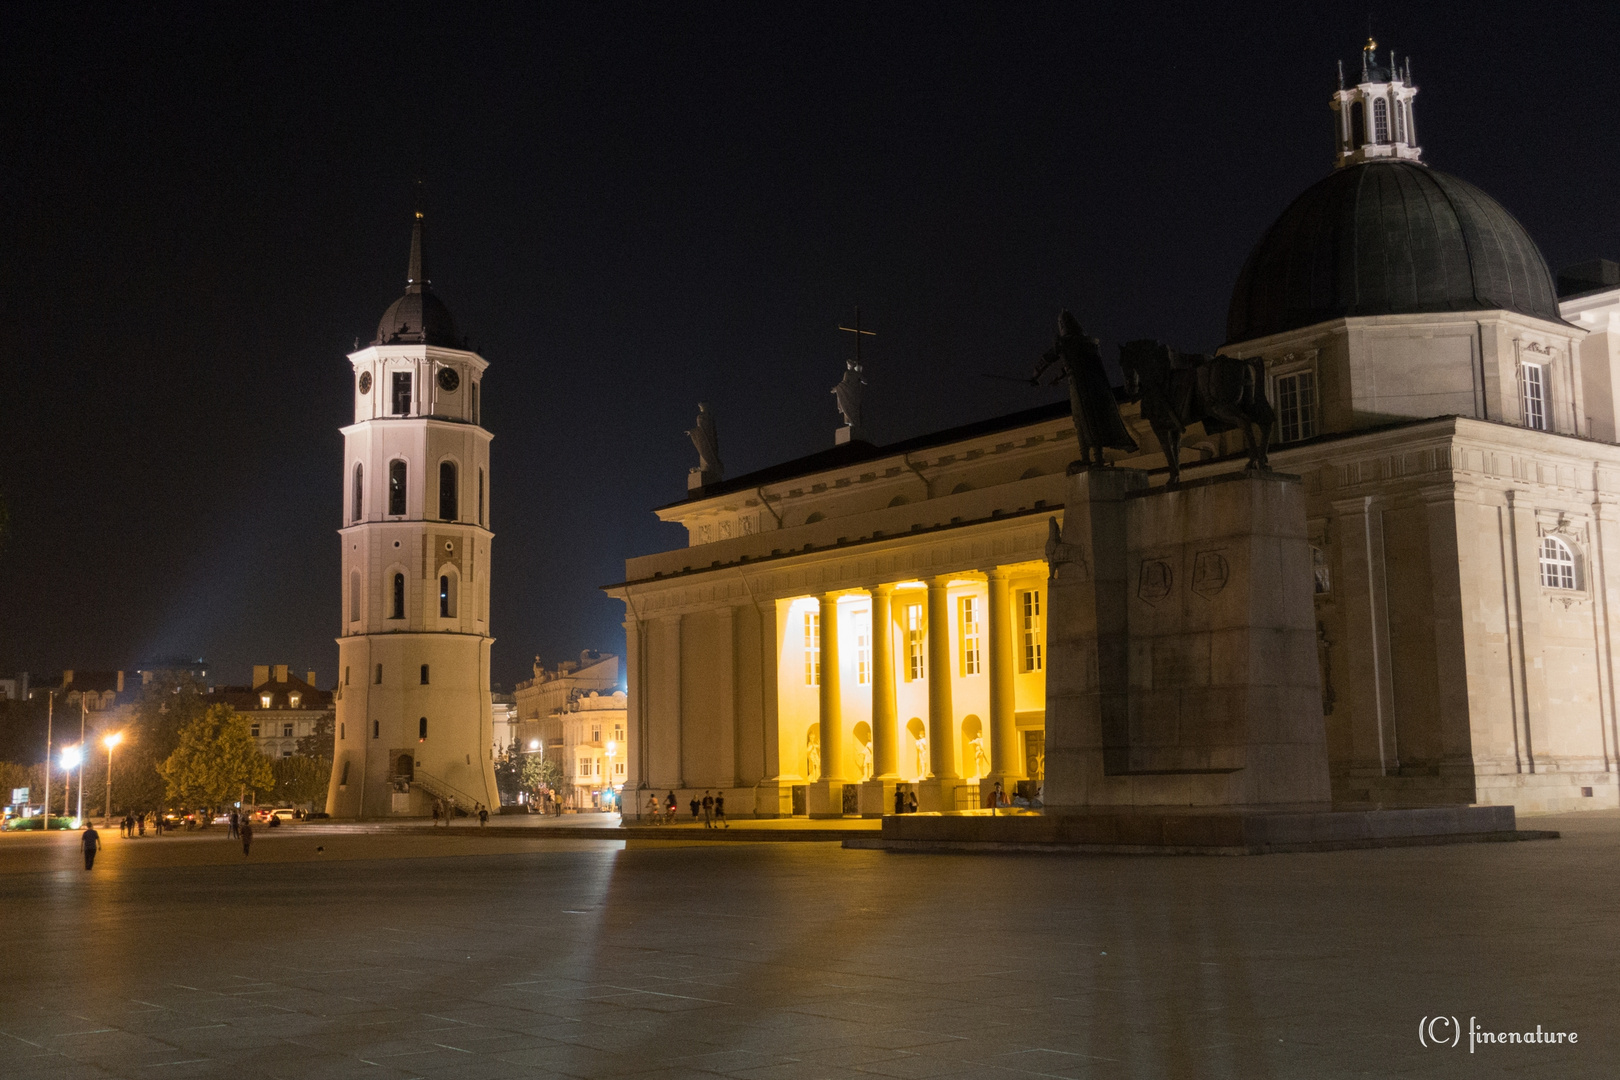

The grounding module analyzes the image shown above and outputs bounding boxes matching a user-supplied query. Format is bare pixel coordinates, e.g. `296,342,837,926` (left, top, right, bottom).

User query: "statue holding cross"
834,308,874,443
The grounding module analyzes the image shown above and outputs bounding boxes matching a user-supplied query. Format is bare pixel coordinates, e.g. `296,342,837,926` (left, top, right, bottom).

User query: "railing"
410,768,484,814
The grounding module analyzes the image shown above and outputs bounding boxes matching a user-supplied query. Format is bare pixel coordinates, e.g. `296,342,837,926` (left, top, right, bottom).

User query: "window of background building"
614,761,625,777
289,693,300,708
250,723,260,737
852,607,871,685
1521,363,1548,431
906,604,925,681
1540,536,1577,589
1020,589,1043,672
959,596,982,676
389,460,407,515
391,371,412,415
260,693,272,708
579,757,591,776
283,723,294,737
1277,371,1318,442
803,610,820,686
591,725,601,741
282,750,292,758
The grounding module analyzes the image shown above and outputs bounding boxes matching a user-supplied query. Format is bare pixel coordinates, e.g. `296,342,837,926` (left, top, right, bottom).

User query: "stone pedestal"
859,778,898,817
1045,467,1331,810
806,780,849,818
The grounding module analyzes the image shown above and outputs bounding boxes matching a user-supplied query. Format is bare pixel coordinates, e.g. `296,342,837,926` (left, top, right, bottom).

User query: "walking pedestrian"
240,819,254,857
120,814,131,838
688,794,700,822
81,824,101,870
154,812,164,836
906,790,918,814
432,799,441,826
136,813,145,837
894,788,905,815
701,791,714,828
714,791,728,828
478,803,489,827
228,810,239,839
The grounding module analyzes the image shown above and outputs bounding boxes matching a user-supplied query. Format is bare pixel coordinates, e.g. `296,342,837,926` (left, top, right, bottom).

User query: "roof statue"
686,402,723,491
832,359,867,440
1030,309,1137,468
1117,340,1274,488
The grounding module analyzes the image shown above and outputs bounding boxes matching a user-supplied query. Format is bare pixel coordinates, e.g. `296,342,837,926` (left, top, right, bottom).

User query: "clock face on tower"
358,372,372,394
437,367,460,392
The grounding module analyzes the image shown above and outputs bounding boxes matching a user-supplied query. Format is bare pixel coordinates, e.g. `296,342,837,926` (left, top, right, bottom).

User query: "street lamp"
103,733,123,825
59,746,82,826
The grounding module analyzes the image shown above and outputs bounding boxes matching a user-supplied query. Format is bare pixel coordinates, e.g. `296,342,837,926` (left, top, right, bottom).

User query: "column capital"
988,566,1013,582
869,582,898,597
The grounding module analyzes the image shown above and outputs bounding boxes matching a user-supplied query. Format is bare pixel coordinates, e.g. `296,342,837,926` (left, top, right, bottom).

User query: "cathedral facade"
326,214,501,818
608,42,1620,817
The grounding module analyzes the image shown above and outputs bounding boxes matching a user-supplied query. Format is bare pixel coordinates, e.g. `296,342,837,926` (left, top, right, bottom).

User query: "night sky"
2,2,1616,690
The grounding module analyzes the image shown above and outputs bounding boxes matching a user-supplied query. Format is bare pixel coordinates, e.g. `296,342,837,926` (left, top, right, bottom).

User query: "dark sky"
3,2,1616,690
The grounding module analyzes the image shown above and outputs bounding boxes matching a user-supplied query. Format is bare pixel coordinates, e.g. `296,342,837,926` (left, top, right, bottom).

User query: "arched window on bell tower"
392,572,405,619
439,461,458,521
478,468,485,526
389,460,407,516
352,463,364,522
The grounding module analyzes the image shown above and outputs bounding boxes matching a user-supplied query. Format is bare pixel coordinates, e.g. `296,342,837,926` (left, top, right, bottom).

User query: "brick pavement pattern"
0,811,1614,1079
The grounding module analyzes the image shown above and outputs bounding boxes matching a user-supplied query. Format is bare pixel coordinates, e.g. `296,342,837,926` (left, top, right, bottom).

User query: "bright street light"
60,745,81,770
528,739,540,751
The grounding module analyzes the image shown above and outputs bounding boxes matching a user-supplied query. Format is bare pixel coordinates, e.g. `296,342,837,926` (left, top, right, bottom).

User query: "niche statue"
1030,310,1138,467
1117,340,1274,487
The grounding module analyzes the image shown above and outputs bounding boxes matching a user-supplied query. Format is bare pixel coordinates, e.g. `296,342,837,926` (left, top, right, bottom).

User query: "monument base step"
845,805,1557,855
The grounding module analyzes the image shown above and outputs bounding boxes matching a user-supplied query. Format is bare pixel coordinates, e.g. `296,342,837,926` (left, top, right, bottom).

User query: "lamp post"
605,740,619,813
42,691,55,829
60,746,82,825
76,695,87,824
103,733,122,825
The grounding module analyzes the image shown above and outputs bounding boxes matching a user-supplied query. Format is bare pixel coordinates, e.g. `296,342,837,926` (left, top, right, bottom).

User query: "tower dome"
374,212,461,347
1226,40,1560,344
1226,161,1561,343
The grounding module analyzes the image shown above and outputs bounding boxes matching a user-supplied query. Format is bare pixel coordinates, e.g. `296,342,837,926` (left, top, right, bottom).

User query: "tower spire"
407,211,428,294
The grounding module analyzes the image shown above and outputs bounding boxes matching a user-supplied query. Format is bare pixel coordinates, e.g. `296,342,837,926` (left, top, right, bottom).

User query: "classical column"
870,585,898,778
818,593,844,781
927,577,957,781
986,568,1020,785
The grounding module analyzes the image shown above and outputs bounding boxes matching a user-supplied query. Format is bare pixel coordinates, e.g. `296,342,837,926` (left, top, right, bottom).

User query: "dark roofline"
659,399,1072,509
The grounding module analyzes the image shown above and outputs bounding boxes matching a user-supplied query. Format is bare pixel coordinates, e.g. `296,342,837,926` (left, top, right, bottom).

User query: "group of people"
430,798,492,826
643,789,728,827
118,811,165,837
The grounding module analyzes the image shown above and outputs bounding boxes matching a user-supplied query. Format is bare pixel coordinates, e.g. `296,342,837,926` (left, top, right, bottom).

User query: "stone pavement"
0,810,1614,1079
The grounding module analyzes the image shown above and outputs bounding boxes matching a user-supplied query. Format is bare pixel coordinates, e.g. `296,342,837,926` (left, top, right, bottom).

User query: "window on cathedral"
373,720,379,738
339,722,345,740
1521,363,1548,431
1372,98,1388,143
352,463,363,522
1020,589,1043,673
478,468,485,526
392,371,412,415
391,573,405,619
959,596,982,676
852,607,871,686
1276,371,1318,442
1393,96,1405,143
803,610,820,686
419,716,428,740
472,383,480,424
1350,100,1365,148
1540,537,1577,590
420,664,430,685
374,663,382,684
389,460,407,515
440,574,456,618
349,570,360,623
906,604,925,681
344,665,350,686
439,461,458,521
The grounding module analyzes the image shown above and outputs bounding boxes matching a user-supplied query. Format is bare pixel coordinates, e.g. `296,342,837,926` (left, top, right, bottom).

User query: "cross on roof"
838,307,875,366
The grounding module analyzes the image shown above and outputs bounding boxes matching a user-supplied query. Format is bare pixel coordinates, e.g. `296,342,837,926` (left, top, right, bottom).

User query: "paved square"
0,813,1612,1079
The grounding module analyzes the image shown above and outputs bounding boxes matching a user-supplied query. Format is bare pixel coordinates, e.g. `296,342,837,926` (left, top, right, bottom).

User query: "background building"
212,665,333,758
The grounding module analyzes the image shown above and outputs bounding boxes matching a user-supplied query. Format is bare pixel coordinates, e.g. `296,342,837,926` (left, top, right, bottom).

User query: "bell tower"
1331,39,1422,169
326,211,500,819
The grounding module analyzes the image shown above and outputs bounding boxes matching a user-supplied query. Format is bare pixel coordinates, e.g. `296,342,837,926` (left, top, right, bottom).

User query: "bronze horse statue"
1117,339,1274,487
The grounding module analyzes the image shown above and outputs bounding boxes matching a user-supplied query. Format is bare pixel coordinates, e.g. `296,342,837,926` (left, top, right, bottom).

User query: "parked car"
270,808,296,822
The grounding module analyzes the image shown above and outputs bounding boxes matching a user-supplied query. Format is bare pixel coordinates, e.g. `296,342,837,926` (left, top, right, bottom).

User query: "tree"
493,741,523,805
295,711,335,761
159,704,273,810
271,755,330,807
